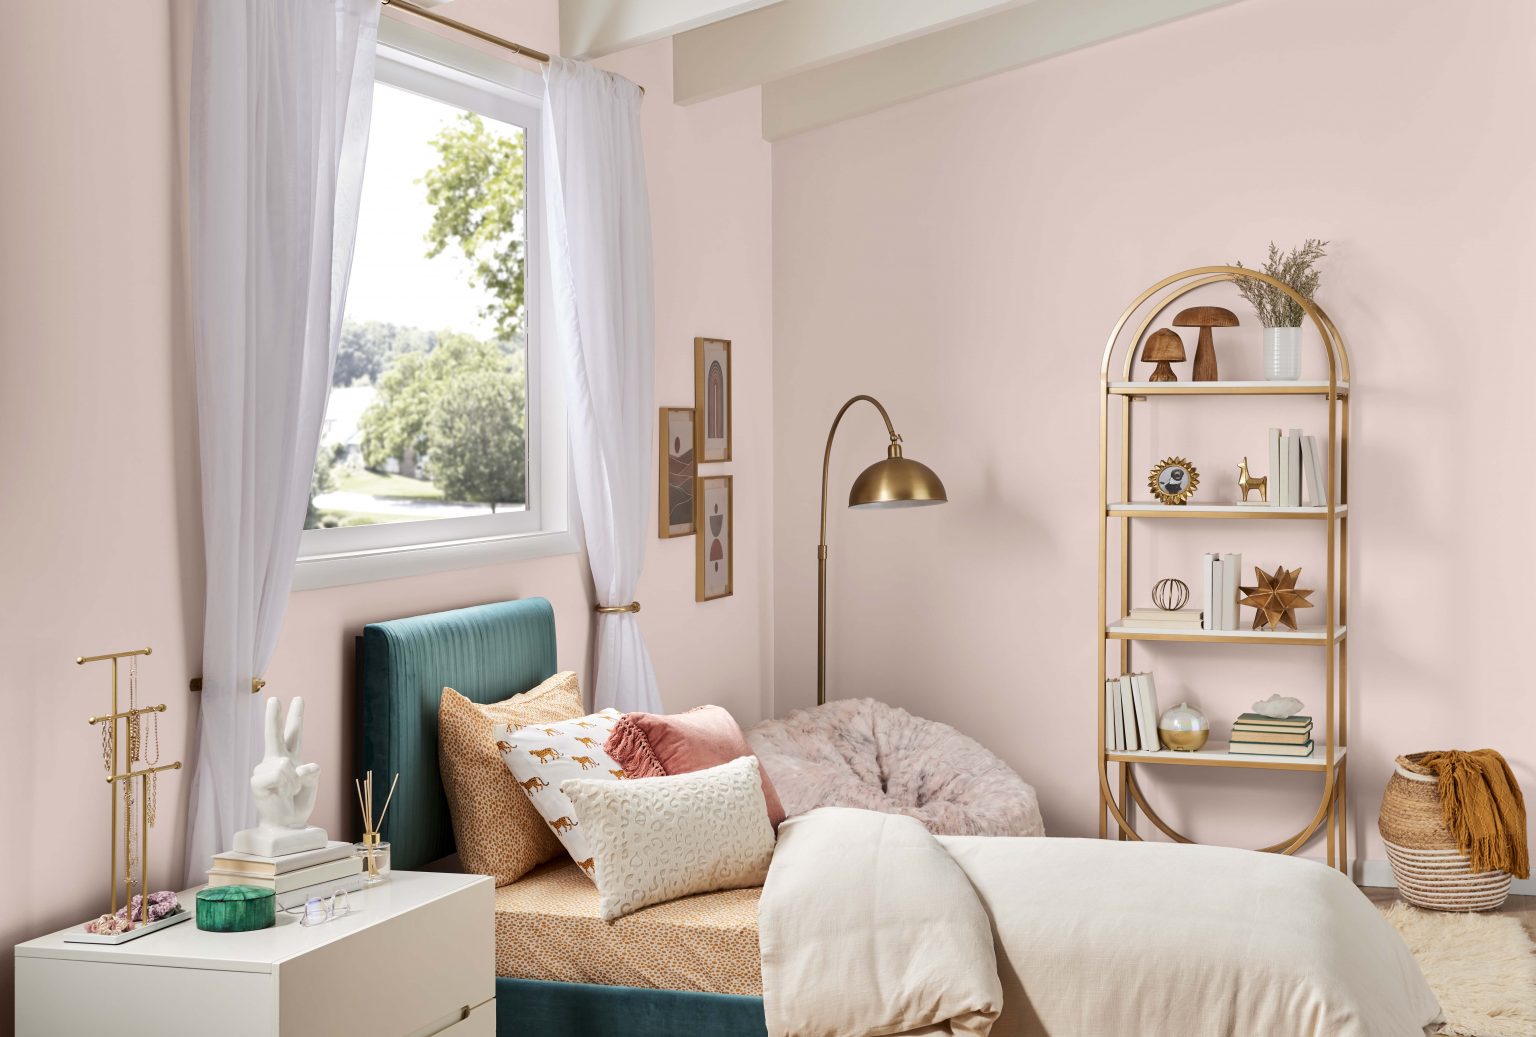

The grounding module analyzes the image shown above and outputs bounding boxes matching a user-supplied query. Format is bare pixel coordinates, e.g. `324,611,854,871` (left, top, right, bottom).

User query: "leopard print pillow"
439,673,583,886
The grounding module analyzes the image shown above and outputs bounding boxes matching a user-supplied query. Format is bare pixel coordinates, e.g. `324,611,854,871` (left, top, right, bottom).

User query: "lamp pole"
818,396,902,706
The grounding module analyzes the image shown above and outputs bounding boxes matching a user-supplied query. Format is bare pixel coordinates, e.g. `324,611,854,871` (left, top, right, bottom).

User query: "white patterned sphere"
1157,702,1209,751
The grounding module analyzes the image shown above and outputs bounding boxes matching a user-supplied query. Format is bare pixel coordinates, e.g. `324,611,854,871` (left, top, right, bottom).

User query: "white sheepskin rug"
1381,901,1536,1037
747,698,1044,837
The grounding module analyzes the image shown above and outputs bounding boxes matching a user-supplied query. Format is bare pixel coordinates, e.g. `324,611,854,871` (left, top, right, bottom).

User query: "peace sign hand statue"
232,697,328,857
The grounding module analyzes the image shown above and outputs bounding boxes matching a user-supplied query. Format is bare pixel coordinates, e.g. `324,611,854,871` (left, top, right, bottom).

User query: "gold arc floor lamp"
818,394,948,706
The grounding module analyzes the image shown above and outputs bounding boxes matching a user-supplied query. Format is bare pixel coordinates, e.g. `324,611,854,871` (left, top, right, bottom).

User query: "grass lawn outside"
335,468,444,500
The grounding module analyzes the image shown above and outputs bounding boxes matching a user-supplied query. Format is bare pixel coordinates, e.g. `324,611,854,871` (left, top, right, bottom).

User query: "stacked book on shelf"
1260,427,1328,508
1103,672,1162,752
1228,712,1314,757
209,841,363,910
1201,552,1241,630
1125,607,1202,631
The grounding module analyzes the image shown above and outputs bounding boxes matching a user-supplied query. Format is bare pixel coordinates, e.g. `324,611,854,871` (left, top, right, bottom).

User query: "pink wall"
0,0,770,1027
772,0,1536,872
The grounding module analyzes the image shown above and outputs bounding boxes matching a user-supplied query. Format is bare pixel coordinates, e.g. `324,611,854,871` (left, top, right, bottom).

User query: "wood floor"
1363,886,1536,940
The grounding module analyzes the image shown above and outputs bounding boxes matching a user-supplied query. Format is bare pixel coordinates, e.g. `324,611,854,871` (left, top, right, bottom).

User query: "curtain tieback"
594,601,642,615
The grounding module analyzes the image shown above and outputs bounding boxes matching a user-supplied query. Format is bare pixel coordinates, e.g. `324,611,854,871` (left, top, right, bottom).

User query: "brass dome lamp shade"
818,395,947,705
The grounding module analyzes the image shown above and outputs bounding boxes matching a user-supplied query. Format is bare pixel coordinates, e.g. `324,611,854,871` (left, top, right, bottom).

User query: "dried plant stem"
1232,239,1329,328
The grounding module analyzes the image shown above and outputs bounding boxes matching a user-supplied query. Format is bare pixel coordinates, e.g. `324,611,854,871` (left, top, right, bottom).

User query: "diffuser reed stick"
355,770,398,884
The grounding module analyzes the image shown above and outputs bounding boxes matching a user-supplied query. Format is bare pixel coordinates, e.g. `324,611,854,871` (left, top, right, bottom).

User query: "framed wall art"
694,337,732,463
658,407,696,538
695,474,733,601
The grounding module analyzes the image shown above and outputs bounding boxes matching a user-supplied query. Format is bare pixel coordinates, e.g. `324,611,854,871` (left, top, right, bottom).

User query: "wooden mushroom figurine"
1141,328,1185,382
1173,305,1239,381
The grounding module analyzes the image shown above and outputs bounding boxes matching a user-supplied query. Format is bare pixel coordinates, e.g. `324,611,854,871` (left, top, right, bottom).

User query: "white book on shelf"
1303,435,1328,506
1277,432,1291,506
1287,428,1303,506
1221,552,1240,630
1267,428,1282,507
1132,673,1161,751
1118,675,1130,749
1119,677,1142,751
1104,679,1116,750
1202,553,1217,631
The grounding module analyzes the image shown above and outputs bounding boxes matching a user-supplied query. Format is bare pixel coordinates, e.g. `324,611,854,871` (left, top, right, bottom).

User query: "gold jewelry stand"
66,647,190,944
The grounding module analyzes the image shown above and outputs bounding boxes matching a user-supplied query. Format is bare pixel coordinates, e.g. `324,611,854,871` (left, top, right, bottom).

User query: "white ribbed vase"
1263,326,1303,380
1379,756,1512,912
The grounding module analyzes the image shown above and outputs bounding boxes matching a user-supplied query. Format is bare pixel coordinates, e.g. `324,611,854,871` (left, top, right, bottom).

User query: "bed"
359,597,1443,1037
356,596,769,1037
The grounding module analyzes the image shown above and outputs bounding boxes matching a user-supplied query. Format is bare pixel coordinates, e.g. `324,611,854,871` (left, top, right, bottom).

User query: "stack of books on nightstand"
1228,713,1314,757
209,841,363,910
1126,607,1203,632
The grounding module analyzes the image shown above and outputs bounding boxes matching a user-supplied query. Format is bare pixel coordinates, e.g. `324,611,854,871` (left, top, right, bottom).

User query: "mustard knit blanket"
1417,749,1529,879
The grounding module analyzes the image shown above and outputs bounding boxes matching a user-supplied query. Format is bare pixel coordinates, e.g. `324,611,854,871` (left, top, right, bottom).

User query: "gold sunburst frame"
1096,265,1351,874
1147,456,1199,505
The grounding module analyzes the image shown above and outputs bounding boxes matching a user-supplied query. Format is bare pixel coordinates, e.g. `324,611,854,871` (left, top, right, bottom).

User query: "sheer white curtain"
184,0,379,878
542,58,661,713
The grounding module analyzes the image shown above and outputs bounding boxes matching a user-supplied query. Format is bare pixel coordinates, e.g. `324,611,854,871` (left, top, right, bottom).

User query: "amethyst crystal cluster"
85,890,182,935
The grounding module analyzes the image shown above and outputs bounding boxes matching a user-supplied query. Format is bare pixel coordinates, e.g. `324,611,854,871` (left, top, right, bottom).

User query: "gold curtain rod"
382,0,551,64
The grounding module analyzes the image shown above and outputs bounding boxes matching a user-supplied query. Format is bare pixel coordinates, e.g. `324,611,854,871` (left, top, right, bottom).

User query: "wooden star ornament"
1238,565,1315,631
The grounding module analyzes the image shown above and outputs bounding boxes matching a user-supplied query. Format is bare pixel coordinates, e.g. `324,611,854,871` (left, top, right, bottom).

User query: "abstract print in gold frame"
694,337,732,463
695,475,733,601
659,407,696,538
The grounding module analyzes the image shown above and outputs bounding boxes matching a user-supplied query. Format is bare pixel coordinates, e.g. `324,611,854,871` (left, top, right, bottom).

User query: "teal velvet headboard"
357,597,558,871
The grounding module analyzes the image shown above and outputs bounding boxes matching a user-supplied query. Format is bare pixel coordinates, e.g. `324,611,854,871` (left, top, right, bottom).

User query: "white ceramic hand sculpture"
233,697,327,856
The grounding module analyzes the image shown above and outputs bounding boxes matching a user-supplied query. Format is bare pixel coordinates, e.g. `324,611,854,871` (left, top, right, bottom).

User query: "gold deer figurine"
1236,457,1267,504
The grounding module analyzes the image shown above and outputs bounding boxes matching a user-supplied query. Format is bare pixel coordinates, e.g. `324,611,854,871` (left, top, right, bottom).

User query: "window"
295,22,572,589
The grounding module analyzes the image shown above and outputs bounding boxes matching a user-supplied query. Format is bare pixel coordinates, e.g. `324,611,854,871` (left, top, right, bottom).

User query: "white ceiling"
557,0,1249,139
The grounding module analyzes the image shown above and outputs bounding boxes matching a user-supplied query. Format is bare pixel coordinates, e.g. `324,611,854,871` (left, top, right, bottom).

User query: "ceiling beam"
761,0,1249,140
673,0,1032,106
560,0,785,60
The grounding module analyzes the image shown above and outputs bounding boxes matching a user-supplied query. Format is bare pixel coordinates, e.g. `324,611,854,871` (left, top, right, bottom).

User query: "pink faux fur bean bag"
747,698,1044,837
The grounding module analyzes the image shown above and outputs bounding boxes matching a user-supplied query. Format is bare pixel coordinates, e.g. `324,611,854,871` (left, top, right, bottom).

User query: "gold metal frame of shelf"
1107,624,1344,647
1095,266,1350,874
1107,503,1347,520
1107,382,1349,396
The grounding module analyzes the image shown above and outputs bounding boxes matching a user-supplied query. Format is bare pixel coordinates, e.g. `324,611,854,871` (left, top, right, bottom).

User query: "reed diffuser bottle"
355,770,397,886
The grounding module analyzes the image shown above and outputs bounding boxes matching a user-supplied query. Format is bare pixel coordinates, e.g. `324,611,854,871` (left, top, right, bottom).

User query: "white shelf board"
1108,503,1345,519
1107,621,1344,646
1107,380,1348,396
1106,741,1345,770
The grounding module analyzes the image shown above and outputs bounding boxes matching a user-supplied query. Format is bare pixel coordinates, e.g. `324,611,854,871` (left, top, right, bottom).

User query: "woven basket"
1379,753,1512,911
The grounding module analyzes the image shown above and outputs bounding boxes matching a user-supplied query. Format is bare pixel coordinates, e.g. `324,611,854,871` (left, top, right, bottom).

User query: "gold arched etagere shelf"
1096,266,1351,875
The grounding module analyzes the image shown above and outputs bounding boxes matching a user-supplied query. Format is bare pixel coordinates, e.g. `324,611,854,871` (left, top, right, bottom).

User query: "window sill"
290,527,580,592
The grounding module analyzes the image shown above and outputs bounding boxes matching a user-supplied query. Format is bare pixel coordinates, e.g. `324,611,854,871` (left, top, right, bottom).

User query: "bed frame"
356,597,768,1037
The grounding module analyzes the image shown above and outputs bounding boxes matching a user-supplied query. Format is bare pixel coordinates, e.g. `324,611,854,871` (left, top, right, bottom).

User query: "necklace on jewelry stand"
124,656,140,902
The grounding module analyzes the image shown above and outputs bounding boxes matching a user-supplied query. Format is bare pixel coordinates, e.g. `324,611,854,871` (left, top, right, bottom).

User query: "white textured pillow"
561,755,776,920
499,708,626,878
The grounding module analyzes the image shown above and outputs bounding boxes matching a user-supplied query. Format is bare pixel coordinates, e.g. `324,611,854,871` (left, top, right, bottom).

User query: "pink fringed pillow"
604,705,785,827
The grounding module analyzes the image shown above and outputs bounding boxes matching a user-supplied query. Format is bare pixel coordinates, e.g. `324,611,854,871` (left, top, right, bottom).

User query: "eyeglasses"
286,889,354,928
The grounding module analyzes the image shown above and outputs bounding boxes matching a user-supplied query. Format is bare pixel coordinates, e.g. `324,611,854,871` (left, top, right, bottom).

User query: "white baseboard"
1352,857,1536,897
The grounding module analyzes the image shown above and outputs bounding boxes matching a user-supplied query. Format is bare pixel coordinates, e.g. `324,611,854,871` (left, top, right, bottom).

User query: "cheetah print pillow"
438,674,583,887
500,708,626,879
560,755,776,921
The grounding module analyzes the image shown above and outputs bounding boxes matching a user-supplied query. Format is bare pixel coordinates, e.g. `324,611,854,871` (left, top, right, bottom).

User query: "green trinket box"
196,884,275,932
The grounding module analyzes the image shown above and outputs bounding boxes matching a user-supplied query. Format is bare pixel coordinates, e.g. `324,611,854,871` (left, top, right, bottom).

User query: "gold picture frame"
694,337,732,463
658,407,696,538
695,475,734,601
1148,456,1200,505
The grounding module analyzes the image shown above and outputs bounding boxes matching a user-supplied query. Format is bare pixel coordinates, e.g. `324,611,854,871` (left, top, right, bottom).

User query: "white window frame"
293,19,575,592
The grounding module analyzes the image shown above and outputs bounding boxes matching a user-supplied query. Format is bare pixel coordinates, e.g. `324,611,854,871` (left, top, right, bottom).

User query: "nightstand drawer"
410,999,494,1037
277,880,494,1037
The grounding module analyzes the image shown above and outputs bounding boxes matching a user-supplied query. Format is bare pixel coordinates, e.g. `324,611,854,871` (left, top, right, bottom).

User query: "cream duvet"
759,809,1443,1037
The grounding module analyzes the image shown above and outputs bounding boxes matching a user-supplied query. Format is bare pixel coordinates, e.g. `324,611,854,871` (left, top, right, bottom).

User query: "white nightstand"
15,871,494,1037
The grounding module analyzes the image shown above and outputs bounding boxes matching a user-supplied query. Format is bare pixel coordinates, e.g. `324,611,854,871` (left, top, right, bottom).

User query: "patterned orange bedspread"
494,858,763,995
